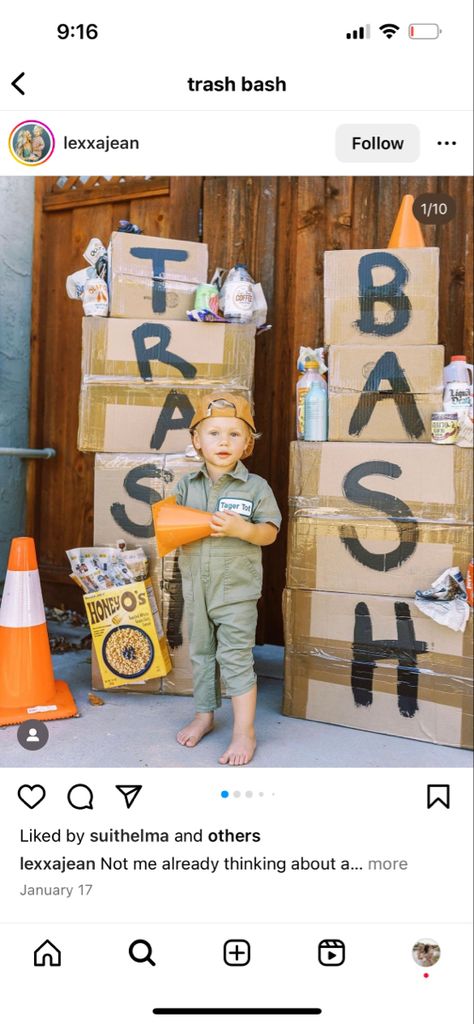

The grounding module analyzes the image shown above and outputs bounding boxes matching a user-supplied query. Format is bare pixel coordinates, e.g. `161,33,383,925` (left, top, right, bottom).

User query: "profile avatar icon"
412,939,441,968
9,120,55,166
16,718,50,750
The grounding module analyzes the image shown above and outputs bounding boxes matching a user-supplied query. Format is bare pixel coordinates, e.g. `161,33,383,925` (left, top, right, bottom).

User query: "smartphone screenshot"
1,3,473,1021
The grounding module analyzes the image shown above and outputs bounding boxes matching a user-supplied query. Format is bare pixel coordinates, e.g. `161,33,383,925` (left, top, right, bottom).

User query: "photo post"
0,4,473,1021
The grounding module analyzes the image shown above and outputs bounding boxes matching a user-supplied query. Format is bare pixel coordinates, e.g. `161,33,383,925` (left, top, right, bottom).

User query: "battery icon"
409,23,441,39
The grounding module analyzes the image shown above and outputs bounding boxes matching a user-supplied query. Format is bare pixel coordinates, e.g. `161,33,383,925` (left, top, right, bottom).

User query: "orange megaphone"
0,537,78,726
152,496,214,557
388,194,425,248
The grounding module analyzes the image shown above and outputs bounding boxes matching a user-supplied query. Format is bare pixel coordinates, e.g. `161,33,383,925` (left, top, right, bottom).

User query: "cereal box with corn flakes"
84,579,171,688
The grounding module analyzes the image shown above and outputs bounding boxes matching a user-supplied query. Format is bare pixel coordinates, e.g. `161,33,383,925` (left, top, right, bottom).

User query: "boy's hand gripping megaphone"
152,497,214,557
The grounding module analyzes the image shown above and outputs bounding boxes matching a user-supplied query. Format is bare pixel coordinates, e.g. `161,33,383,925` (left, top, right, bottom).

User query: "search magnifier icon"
129,939,156,966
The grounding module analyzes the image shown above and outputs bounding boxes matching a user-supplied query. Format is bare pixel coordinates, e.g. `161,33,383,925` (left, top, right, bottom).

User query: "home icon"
34,940,62,967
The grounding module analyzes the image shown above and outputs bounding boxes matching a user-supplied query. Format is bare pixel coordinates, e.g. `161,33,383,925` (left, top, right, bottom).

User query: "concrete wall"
0,178,35,583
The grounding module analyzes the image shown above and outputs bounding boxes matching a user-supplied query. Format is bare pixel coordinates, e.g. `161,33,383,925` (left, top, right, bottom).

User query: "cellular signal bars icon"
346,24,370,39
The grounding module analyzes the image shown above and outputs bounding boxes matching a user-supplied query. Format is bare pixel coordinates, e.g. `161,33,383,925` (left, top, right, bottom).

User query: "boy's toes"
219,734,256,766
176,715,214,748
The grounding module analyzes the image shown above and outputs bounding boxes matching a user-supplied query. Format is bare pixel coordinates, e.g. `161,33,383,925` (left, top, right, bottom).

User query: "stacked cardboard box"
76,234,256,693
283,245,473,748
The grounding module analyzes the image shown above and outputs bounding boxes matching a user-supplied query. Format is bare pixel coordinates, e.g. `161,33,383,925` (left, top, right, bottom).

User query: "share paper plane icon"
116,785,142,809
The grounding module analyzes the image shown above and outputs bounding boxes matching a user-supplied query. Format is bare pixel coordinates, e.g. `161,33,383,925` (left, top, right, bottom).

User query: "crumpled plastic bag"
66,235,109,314
456,411,473,447
297,346,328,376
415,566,470,632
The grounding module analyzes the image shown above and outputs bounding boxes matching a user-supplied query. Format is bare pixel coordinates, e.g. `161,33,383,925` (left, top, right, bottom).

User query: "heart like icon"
18,784,46,809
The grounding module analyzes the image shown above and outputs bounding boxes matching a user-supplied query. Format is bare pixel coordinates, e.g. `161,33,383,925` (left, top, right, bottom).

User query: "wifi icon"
379,23,400,38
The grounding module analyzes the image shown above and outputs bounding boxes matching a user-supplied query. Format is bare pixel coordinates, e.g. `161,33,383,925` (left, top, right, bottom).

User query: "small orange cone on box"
0,537,78,727
152,497,214,557
388,194,425,248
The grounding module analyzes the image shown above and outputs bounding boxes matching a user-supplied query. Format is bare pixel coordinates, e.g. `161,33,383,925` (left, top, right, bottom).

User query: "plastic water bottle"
296,361,323,439
222,264,254,323
304,379,328,441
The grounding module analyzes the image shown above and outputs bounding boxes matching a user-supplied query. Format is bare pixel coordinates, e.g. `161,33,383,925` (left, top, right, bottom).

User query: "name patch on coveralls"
217,497,253,517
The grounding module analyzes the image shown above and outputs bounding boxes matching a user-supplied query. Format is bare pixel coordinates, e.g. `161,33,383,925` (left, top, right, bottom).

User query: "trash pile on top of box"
67,220,267,695
284,195,474,750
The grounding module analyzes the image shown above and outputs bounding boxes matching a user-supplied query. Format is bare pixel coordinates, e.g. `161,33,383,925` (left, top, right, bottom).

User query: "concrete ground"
1,642,472,768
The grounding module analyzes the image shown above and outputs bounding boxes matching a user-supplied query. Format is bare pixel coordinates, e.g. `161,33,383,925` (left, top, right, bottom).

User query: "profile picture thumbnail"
9,120,55,166
412,939,441,968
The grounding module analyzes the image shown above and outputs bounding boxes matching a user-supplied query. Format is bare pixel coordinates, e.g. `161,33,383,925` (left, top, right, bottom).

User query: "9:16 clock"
57,24,98,39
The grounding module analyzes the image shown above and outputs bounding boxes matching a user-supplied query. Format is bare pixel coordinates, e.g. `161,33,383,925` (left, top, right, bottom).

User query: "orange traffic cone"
152,497,214,557
0,537,78,727
388,194,425,247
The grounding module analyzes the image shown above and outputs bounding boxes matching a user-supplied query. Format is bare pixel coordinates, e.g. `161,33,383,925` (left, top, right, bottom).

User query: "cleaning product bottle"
443,356,473,415
304,378,328,441
222,264,254,323
296,362,322,439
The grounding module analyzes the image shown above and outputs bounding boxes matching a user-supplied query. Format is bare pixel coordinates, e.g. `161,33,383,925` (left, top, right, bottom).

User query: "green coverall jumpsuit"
173,460,282,712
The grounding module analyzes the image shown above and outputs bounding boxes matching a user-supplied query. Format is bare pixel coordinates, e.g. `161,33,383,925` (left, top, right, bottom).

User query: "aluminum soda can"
194,284,219,314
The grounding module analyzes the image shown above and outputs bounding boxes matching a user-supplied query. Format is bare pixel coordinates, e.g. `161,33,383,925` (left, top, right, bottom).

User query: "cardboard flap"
109,232,208,284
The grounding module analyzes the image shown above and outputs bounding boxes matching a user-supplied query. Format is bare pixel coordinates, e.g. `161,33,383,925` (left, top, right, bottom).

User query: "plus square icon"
224,939,251,966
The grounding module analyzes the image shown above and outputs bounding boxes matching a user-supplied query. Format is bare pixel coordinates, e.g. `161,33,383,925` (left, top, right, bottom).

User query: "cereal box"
84,579,171,689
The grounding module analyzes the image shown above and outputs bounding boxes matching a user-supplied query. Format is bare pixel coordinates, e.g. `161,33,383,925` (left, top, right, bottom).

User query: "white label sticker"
217,497,253,517
27,705,58,714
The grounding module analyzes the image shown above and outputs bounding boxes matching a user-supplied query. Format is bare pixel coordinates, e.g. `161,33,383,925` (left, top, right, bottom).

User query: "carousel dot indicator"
245,791,253,798
221,790,229,798
233,791,241,798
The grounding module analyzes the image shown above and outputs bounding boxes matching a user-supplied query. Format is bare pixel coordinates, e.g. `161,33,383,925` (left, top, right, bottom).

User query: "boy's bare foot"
177,712,214,748
218,730,256,766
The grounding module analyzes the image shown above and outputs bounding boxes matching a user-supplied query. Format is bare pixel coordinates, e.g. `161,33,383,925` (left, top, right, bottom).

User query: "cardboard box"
82,317,255,388
328,344,444,442
287,440,472,597
108,232,208,319
93,452,202,566
78,383,252,453
84,578,171,689
283,588,473,749
286,517,472,596
289,441,473,524
324,248,439,346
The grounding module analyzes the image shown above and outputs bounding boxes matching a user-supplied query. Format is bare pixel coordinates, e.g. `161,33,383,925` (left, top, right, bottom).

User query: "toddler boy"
173,393,281,765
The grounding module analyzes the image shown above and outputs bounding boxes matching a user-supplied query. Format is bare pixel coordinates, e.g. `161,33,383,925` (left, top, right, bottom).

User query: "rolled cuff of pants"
215,601,258,699
224,675,258,699
190,654,222,712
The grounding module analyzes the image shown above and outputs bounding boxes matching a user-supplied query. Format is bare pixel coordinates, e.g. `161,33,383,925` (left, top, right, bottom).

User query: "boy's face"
193,416,250,471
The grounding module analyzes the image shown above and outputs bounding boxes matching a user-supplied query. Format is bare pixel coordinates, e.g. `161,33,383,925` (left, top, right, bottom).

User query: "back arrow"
12,72,25,95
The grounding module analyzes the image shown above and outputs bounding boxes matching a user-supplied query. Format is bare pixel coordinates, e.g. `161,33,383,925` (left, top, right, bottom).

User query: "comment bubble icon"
67,784,94,810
